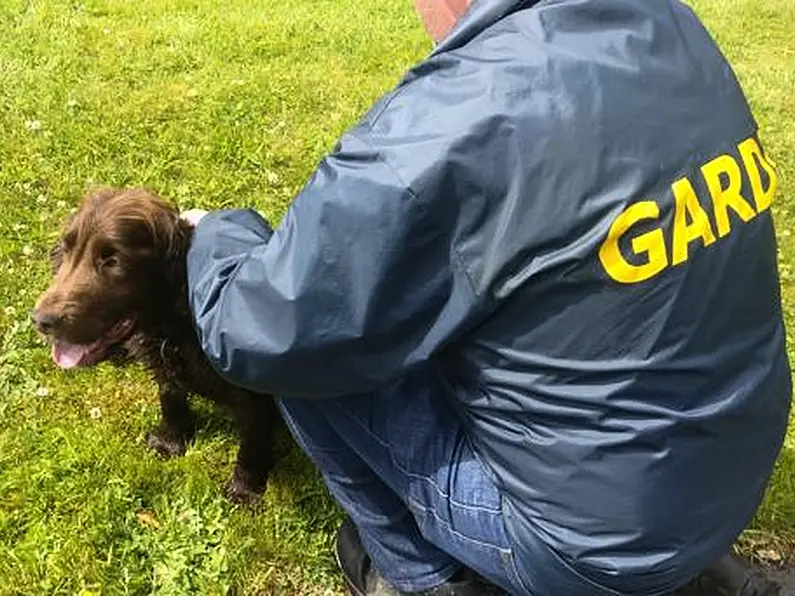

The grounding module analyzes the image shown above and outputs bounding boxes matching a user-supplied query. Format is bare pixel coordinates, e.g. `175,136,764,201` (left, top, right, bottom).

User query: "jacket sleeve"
186,128,487,399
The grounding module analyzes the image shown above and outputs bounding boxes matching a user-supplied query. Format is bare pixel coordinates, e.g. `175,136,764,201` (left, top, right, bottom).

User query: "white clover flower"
89,407,102,419
36,387,49,397
26,120,42,132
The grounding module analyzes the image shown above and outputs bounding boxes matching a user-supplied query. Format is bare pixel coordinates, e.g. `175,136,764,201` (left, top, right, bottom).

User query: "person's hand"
180,208,209,227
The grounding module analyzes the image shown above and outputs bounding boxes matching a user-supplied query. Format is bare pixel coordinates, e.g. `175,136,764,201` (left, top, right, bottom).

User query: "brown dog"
32,188,281,504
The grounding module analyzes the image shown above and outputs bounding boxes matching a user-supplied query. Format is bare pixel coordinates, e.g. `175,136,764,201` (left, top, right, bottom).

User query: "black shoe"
675,554,781,595
334,516,505,595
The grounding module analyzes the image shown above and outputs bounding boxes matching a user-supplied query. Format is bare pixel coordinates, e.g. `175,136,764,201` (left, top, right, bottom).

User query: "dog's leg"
146,382,195,458
224,396,279,505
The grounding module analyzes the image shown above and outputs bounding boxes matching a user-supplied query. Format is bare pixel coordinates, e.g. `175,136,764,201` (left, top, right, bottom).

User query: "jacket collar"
430,0,541,56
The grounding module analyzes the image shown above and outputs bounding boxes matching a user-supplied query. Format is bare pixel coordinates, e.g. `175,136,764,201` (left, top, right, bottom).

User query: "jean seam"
500,548,533,596
338,493,406,527
332,401,503,514
409,495,512,554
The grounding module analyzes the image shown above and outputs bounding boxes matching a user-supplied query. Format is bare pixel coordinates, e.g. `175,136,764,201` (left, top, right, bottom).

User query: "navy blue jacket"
186,0,792,593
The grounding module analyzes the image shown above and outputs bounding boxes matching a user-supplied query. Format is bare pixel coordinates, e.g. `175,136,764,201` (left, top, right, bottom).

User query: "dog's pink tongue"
52,342,89,369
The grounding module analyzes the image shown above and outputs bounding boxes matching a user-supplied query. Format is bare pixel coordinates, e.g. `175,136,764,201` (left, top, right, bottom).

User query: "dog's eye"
97,247,120,270
102,256,119,269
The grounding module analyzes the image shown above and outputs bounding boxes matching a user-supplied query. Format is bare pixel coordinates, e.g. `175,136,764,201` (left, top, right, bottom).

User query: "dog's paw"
146,427,188,458
224,471,266,507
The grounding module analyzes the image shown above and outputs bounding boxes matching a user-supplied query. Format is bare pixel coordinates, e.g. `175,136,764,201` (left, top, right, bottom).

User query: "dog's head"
32,188,192,369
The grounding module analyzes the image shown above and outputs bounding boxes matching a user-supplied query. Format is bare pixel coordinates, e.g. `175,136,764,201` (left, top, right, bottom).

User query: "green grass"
0,0,793,593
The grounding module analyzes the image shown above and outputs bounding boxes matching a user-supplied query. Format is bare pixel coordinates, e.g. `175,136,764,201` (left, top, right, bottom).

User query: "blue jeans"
277,366,571,595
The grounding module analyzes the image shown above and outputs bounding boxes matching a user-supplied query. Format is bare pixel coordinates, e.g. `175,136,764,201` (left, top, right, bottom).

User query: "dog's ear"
169,218,194,316
49,240,63,274
113,190,193,314
164,215,194,263
152,208,194,316
147,205,193,264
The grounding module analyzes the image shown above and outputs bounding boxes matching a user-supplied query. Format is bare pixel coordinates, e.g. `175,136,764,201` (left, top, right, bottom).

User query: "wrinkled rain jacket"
186,0,792,593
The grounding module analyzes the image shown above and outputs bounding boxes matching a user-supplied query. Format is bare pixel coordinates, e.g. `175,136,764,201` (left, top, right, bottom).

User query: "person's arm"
186,125,488,399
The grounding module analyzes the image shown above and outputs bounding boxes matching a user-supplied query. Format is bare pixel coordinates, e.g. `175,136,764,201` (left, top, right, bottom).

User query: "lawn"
0,0,793,594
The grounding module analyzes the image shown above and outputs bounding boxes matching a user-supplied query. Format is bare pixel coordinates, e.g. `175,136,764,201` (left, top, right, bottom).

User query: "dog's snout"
31,309,64,334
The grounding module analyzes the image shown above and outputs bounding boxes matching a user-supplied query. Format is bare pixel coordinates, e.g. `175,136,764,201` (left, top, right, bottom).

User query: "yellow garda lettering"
738,137,778,213
701,153,756,238
671,176,716,266
599,135,779,284
598,201,667,284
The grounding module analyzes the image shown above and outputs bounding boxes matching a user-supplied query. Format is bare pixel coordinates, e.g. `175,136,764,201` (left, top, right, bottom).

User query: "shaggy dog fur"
33,188,281,504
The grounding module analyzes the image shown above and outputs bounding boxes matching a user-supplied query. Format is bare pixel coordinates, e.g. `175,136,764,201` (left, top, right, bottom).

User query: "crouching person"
182,0,791,594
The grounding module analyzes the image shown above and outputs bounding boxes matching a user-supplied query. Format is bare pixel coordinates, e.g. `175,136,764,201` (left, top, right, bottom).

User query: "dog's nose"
30,310,63,334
